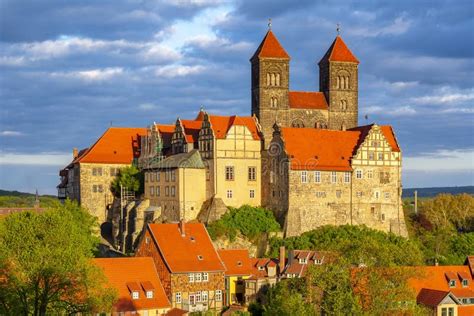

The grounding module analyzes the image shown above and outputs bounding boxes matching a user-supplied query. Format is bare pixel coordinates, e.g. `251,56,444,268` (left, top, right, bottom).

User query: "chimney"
279,246,286,275
73,148,78,159
179,219,185,237
288,249,294,265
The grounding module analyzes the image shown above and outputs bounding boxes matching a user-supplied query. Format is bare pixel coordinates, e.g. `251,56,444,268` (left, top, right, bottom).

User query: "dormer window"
462,279,468,287
237,261,242,266
197,255,203,261
190,236,195,242
449,280,456,287
314,259,322,265
132,291,139,299
299,258,307,264
146,291,153,299
258,266,265,271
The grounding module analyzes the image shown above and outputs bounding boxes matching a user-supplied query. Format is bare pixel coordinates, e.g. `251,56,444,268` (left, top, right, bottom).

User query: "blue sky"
0,0,473,195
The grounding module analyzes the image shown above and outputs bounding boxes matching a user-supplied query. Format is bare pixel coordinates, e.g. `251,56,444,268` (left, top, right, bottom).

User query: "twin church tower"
250,29,359,147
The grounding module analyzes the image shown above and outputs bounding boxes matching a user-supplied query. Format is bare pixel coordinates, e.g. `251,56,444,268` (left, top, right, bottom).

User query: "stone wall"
289,108,328,129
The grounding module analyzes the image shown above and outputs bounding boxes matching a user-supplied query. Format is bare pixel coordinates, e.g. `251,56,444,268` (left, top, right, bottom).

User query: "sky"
0,0,473,195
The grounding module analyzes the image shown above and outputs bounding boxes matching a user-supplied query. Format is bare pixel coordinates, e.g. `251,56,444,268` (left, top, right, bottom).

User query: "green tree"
110,165,143,196
0,201,117,315
268,225,424,267
263,279,316,316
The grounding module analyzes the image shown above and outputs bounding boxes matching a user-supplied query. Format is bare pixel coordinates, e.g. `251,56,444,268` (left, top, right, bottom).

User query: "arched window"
266,73,270,86
341,100,347,111
341,123,346,131
270,97,278,108
336,76,340,89
345,76,350,89
292,119,305,128
267,72,281,86
276,73,280,86
270,73,275,86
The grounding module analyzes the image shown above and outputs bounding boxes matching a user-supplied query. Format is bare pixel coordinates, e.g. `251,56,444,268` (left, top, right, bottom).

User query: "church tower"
250,29,290,148
319,35,359,130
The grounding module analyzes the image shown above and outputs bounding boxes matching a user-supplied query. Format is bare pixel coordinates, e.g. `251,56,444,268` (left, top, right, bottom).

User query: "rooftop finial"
200,105,204,111
336,23,341,35
268,18,272,30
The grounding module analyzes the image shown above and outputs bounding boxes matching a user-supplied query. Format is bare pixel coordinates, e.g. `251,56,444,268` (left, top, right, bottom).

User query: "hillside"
0,189,59,208
402,186,473,198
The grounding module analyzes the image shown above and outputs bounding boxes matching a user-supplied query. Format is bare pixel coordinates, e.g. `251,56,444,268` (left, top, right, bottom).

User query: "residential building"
281,249,335,278
218,249,253,306
408,257,474,316
244,257,280,304
135,222,226,312
93,257,171,315
58,127,146,224
264,124,406,237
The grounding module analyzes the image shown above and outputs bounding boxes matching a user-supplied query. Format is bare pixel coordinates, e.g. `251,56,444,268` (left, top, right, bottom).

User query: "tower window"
267,72,281,86
341,100,348,111
270,97,278,108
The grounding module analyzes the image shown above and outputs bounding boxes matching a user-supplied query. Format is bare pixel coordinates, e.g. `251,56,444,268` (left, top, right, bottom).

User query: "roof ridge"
251,30,290,60
319,35,359,64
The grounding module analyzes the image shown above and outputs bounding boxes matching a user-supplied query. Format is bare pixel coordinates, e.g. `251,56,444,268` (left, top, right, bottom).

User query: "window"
449,280,456,287
145,173,149,182
356,170,363,179
175,292,182,303
250,190,255,198
340,99,347,111
301,171,308,183
150,186,154,196
267,73,281,86
314,259,322,265
156,186,160,197
331,171,337,183
344,172,351,183
314,171,321,183
202,291,208,302
132,291,139,299
270,97,278,108
92,167,102,176
270,170,275,184
203,273,209,282
378,153,384,161
248,167,256,181
225,166,234,181
299,258,307,264
336,190,342,198
150,172,154,182
92,185,97,193
369,152,374,160
145,237,150,244
98,185,103,193
171,186,176,197
381,213,385,222
215,290,222,302
146,291,153,299
189,273,195,283
367,170,373,179
375,191,380,199
195,273,202,282
156,172,160,182
165,186,169,196
165,171,170,182
171,170,176,182
226,190,233,199
384,192,390,199
356,191,363,198
316,192,326,198
462,279,468,287
196,291,202,302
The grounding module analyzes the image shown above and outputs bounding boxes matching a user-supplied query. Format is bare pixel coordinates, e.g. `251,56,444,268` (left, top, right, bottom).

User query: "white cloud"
348,15,412,37
154,64,206,77
50,67,124,82
412,91,474,106
390,81,419,89
365,105,416,116
0,152,71,166
138,103,160,110
0,131,24,136
404,149,474,171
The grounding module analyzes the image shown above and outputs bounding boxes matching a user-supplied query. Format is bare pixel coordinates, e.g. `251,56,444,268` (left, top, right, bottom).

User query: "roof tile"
319,35,359,64
251,30,290,60
288,91,328,110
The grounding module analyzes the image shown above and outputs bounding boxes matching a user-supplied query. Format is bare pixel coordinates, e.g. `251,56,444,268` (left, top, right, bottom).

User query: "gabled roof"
416,289,456,307
155,124,175,149
180,120,202,144
74,127,146,164
349,125,401,152
283,250,335,277
218,249,253,276
151,149,205,169
280,127,362,171
319,35,359,64
251,30,290,60
93,257,170,312
146,223,225,273
249,258,279,279
208,115,261,140
288,91,328,110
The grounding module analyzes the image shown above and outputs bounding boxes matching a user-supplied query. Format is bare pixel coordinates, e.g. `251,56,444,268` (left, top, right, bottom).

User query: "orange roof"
93,257,170,312
147,223,225,273
319,35,359,64
280,127,361,171
76,127,146,164
180,120,202,143
249,258,279,279
217,249,253,276
288,91,328,110
459,305,474,316
416,289,452,307
408,265,474,299
350,125,401,152
155,124,175,149
208,115,261,140
251,30,290,60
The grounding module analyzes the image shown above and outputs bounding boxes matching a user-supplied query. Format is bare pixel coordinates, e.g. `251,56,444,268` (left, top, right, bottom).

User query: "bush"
207,205,281,241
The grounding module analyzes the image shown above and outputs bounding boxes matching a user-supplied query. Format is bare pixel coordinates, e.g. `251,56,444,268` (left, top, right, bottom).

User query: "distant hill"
402,186,474,198
0,189,56,198
0,189,59,208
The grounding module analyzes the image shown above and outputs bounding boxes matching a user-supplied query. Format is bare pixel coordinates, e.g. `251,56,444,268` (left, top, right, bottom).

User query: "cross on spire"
336,23,341,35
268,18,272,30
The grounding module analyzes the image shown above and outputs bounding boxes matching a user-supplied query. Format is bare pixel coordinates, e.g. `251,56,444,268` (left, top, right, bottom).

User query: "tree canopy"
0,201,117,315
110,165,143,197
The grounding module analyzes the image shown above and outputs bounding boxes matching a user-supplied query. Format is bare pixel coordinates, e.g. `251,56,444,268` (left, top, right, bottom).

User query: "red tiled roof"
348,124,401,153
76,127,146,164
416,288,452,307
218,249,253,276
155,124,175,150
459,305,474,316
167,308,189,316
465,256,474,276
208,115,261,140
281,127,361,171
408,265,474,299
319,35,359,64
249,258,279,279
288,91,328,110
93,257,170,312
180,120,202,143
251,30,290,60
147,223,225,273
283,250,333,277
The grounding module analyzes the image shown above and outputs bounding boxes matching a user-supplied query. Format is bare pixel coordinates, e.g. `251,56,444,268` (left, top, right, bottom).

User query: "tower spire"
268,18,272,30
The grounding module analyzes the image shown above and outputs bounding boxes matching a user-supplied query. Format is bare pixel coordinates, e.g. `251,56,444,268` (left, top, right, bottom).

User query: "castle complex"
59,29,407,238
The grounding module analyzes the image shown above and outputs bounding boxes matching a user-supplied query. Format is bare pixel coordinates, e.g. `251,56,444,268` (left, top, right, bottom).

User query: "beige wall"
211,125,262,207
144,168,206,222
